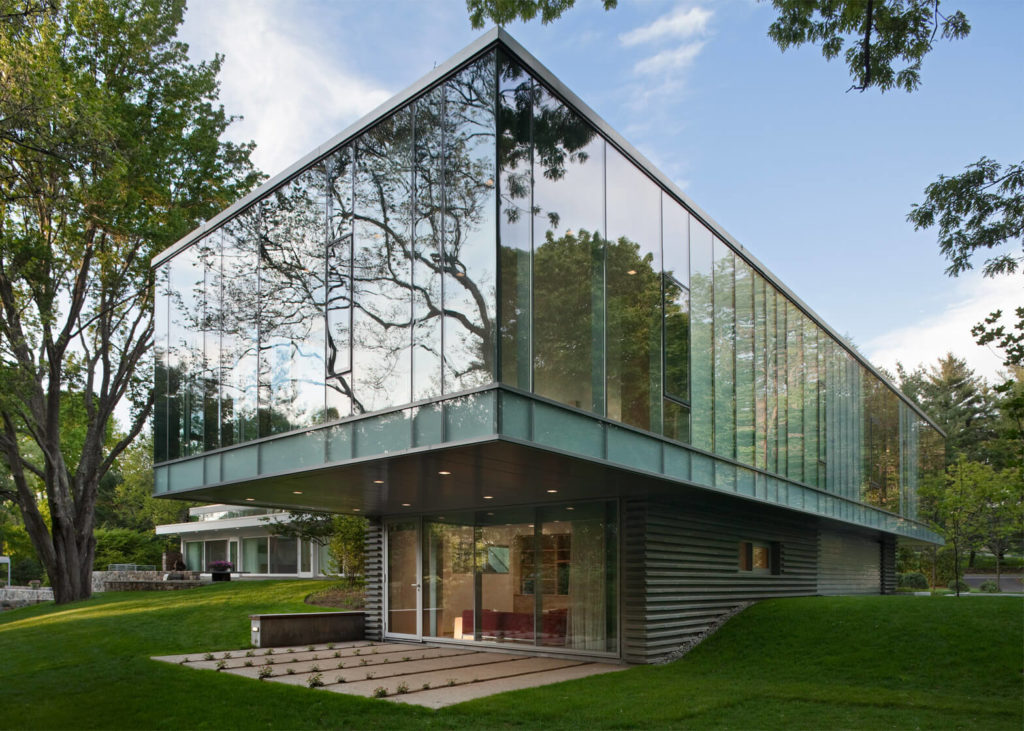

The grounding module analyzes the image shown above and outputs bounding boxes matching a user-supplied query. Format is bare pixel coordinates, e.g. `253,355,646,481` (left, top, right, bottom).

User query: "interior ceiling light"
373,479,384,485
483,495,493,500
352,508,361,512
438,470,452,475
546,489,558,493
244,497,255,501
627,269,637,275
566,506,575,510
292,491,303,495
401,503,411,507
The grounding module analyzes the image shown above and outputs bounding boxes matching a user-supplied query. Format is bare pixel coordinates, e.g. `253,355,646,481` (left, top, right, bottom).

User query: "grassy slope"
0,583,1020,730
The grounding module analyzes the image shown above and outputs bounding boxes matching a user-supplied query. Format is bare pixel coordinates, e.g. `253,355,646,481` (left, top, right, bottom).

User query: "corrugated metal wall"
622,496,819,664
363,518,383,641
817,530,882,595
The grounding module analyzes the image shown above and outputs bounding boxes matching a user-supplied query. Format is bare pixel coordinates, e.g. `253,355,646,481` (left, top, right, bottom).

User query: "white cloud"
620,6,712,47
633,41,707,75
866,273,1022,383
180,1,391,177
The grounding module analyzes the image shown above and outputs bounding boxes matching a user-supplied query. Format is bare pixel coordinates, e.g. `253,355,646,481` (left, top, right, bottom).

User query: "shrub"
92,528,165,569
979,580,1000,593
898,572,929,590
948,579,970,593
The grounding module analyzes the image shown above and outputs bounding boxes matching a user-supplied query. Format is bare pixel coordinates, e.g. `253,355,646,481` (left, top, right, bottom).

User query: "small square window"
739,541,778,574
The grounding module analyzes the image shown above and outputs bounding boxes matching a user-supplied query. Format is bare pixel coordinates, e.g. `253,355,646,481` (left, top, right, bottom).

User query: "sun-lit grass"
0,583,1020,729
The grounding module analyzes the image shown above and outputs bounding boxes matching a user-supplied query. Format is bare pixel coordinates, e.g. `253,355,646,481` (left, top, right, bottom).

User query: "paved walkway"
154,640,624,708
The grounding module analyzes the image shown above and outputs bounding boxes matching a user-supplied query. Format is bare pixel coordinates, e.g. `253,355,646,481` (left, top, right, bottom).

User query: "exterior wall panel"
817,530,882,595
363,518,384,641
623,496,818,664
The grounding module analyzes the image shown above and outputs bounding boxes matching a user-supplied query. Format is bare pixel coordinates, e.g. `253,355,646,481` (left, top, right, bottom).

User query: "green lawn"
1,582,1020,729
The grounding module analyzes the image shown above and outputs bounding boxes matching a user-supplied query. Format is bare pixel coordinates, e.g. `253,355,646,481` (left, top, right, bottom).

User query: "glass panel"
422,516,475,640
713,238,735,459
664,280,690,403
196,234,220,453
689,218,714,452
477,508,535,645
301,541,311,573
154,263,170,463
863,368,900,512
753,274,767,470
497,50,533,390
662,193,689,287
167,243,205,457
532,85,604,414
776,290,788,477
539,501,617,652
204,540,227,567
803,319,819,487
229,541,238,569
786,302,804,481
242,537,268,574
269,536,298,574
443,52,497,392
220,208,261,446
257,168,328,436
664,399,690,443
606,146,662,432
327,146,355,419
413,88,444,401
353,108,414,413
766,283,778,474
735,257,754,465
184,541,202,571
387,521,419,635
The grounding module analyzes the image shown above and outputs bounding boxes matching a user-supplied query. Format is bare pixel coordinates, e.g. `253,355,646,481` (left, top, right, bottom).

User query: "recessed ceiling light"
546,489,558,494
438,470,451,476
353,508,361,512
373,479,384,485
483,495,493,500
487,512,494,516
292,491,303,495
401,503,411,508
566,506,575,511
244,497,255,502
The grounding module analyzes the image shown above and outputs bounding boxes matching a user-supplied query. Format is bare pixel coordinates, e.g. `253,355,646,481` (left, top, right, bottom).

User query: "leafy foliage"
92,527,169,570
467,0,617,29
265,512,368,576
766,0,969,92
908,158,1024,278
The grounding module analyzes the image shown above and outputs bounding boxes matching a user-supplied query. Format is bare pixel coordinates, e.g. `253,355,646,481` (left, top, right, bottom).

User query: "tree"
467,0,617,29
922,457,988,595
897,354,998,465
0,0,257,603
766,0,969,92
264,511,368,577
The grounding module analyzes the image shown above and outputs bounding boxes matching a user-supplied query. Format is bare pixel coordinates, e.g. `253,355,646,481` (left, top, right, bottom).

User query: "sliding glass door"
385,502,618,654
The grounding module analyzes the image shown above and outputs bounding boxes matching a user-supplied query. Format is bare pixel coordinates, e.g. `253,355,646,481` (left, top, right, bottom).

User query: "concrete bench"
249,611,365,648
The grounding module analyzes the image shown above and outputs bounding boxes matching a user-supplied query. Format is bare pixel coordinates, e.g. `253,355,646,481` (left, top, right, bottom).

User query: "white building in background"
155,504,335,578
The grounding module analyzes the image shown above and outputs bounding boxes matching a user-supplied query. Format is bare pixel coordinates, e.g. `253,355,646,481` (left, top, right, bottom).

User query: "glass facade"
153,45,942,524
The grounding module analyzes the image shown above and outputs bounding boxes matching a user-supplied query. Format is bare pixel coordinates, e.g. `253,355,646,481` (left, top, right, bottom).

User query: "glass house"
152,29,944,662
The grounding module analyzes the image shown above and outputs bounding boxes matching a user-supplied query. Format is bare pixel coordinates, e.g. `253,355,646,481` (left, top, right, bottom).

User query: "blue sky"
179,0,1023,382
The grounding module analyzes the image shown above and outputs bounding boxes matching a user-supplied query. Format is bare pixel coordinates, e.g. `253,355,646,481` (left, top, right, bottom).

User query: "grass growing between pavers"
0,582,1020,729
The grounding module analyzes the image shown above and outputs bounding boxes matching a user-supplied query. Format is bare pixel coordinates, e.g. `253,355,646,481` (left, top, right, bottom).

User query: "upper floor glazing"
153,41,943,523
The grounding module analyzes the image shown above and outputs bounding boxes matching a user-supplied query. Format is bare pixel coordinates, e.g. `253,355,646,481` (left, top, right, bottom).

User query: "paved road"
963,573,1023,592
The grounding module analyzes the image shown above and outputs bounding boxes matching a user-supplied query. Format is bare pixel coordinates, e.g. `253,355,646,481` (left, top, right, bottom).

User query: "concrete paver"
153,641,626,708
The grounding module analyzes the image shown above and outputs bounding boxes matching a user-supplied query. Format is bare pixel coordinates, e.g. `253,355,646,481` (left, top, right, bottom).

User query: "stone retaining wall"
0,586,54,609
92,570,202,593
